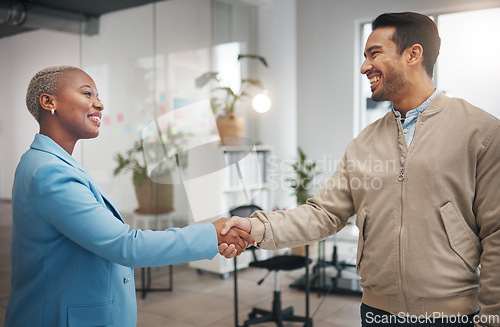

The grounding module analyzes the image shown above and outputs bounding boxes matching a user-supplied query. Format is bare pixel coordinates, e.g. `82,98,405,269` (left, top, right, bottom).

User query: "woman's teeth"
89,115,101,125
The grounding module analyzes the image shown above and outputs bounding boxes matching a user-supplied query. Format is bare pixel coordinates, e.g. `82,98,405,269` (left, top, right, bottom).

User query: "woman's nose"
94,100,104,111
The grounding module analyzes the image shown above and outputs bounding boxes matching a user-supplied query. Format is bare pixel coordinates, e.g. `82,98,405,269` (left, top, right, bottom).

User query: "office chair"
229,205,313,327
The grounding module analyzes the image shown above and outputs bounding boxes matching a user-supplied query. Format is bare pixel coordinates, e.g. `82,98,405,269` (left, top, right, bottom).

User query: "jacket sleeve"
31,163,218,268
474,124,500,326
249,152,356,250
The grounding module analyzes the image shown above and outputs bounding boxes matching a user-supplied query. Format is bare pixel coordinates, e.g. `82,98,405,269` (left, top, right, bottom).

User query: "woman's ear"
39,93,55,113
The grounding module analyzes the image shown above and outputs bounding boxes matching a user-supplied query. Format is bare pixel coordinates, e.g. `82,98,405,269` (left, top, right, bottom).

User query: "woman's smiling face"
51,69,104,142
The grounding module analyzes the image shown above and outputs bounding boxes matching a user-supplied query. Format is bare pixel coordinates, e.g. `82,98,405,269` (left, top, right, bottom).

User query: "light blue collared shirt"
393,89,440,147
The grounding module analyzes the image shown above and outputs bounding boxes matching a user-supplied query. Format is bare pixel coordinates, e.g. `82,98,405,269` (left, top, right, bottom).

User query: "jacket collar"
385,92,452,123
31,134,86,173
421,92,452,115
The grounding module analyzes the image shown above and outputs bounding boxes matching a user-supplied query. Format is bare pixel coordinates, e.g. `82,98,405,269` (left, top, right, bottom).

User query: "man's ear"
39,93,55,113
407,44,424,66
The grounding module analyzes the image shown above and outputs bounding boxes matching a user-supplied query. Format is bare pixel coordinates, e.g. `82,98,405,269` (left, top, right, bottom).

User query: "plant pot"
134,177,174,213
216,113,244,144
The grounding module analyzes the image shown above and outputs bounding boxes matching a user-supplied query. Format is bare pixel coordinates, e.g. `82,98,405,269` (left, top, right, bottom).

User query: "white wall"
256,0,297,209
296,0,500,187
0,30,80,199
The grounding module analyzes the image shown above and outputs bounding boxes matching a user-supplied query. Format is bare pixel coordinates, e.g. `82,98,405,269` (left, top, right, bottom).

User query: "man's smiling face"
361,26,407,103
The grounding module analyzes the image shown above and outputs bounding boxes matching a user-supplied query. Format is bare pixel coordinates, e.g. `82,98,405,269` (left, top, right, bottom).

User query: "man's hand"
213,218,254,259
220,216,252,235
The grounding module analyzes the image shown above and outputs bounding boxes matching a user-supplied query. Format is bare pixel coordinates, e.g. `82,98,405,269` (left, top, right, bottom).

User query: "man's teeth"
370,76,380,84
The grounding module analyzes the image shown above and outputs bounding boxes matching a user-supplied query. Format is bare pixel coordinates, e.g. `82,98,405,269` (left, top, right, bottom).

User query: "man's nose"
360,58,372,75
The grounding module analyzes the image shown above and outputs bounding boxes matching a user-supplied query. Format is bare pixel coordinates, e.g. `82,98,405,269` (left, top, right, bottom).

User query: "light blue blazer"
5,134,219,327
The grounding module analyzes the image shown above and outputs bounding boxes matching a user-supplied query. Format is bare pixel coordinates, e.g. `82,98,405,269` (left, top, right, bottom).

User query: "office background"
2,0,500,216
1,0,500,326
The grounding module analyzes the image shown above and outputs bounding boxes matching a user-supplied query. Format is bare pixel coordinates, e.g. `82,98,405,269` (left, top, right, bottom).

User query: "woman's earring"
51,108,55,116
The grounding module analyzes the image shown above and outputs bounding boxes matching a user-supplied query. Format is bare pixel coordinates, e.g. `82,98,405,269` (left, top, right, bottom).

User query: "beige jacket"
249,93,500,323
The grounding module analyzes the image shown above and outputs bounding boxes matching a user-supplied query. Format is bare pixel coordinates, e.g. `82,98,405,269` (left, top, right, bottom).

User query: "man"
222,12,500,326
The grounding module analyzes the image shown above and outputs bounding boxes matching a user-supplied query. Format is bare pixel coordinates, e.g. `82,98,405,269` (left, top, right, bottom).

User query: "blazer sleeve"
30,163,218,268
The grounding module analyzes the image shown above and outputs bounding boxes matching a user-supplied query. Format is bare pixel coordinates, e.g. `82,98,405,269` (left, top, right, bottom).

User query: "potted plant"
286,147,320,255
196,54,268,140
113,127,190,214
287,147,320,206
113,140,174,213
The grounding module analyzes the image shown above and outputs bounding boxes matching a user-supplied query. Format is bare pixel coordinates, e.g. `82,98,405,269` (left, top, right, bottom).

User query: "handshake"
212,216,253,259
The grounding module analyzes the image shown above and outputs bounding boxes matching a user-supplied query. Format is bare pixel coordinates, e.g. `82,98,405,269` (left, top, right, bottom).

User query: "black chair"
229,205,313,327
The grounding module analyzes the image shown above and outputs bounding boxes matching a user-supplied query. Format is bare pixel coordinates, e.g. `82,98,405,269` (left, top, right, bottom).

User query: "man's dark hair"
372,12,441,77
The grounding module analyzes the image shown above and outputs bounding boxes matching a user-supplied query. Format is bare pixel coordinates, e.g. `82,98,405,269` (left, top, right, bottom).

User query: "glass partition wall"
79,0,258,222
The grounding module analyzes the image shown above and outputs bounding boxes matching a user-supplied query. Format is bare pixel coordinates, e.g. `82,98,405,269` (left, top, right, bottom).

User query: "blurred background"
1,1,500,325
1,0,499,219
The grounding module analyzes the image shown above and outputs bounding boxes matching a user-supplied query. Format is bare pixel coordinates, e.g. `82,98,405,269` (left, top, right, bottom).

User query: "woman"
5,66,252,327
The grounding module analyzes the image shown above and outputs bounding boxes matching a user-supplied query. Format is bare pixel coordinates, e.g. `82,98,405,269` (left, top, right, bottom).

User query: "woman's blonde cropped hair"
26,65,81,122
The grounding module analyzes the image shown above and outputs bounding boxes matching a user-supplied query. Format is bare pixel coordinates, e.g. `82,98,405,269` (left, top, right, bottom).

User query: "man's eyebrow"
364,45,382,58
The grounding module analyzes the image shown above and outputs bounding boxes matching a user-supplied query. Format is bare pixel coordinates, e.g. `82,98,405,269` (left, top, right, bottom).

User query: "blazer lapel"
31,134,125,223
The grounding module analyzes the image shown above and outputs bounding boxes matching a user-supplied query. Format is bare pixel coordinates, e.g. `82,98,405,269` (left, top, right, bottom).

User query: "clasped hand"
212,216,252,259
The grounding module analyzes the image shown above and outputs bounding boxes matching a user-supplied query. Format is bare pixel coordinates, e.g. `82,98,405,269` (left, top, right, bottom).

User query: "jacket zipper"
398,167,405,181
398,167,410,312
396,117,410,312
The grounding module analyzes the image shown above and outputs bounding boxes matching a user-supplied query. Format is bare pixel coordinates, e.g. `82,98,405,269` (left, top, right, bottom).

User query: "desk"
132,209,175,299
